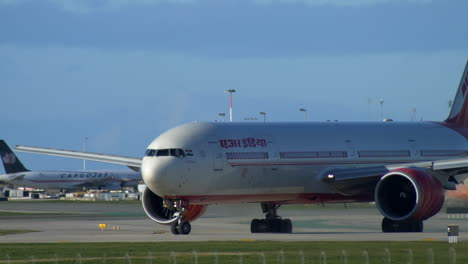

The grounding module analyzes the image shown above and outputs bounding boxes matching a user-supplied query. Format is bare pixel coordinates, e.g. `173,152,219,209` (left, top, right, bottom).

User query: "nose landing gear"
251,203,292,233
166,200,192,235
171,219,191,235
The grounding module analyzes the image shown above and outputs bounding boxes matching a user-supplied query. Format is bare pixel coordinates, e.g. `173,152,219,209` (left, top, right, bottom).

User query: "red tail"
445,60,468,127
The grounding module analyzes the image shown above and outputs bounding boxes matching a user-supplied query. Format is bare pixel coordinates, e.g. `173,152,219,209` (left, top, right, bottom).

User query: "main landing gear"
381,217,423,233
251,203,292,233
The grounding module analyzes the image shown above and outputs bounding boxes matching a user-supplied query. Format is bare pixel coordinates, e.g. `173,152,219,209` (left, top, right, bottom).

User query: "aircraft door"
408,139,419,158
213,151,224,171
345,140,356,159
208,139,224,171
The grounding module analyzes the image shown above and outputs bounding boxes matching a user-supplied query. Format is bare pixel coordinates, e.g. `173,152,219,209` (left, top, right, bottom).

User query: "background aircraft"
14,60,468,235
0,140,141,192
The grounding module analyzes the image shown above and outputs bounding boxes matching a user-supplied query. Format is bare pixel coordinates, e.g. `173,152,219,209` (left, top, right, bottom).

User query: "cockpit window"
171,149,186,158
145,149,156,156
145,148,186,158
156,149,170,156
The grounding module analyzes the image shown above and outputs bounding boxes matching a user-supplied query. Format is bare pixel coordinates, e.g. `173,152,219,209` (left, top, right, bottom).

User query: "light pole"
367,98,372,121
259,112,266,123
411,108,417,121
379,99,384,120
299,108,307,121
83,137,88,170
218,113,226,122
225,89,236,122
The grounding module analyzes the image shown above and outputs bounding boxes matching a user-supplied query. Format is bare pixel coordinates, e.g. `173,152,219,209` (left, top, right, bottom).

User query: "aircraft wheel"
382,218,424,233
177,221,191,235
267,219,280,233
251,219,260,233
281,219,293,233
258,219,268,233
410,221,423,232
171,222,180,235
382,217,394,232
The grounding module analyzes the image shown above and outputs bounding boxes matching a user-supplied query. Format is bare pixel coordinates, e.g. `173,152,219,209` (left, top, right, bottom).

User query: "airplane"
0,140,142,192
14,60,468,235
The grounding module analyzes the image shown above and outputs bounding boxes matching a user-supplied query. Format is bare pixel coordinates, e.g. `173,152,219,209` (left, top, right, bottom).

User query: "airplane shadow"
292,231,379,235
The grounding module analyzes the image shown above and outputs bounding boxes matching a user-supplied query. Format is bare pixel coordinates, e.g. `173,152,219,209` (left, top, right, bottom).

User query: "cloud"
0,0,432,13
50,0,195,13
0,0,195,13
254,0,432,7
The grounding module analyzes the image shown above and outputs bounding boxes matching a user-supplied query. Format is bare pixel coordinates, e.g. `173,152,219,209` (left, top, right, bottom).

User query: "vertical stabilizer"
445,60,468,127
0,140,29,173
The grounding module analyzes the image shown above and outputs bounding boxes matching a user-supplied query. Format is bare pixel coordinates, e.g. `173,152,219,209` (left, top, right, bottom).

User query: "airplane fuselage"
0,170,141,190
142,121,468,205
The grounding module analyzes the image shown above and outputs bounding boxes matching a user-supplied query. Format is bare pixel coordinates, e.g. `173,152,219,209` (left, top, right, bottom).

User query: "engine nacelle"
142,187,207,225
375,168,444,222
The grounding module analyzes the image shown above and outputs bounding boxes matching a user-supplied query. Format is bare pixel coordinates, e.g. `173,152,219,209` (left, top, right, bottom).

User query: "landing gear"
165,199,192,235
381,217,423,232
251,203,293,233
171,220,191,235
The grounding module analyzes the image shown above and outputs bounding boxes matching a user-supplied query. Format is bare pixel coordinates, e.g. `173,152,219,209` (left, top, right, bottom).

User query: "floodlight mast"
299,108,307,121
83,137,88,170
218,113,226,122
259,112,266,123
225,89,236,122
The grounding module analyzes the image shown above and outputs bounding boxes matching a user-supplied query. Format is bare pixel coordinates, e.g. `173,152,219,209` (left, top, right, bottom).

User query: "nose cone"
142,157,176,196
0,174,8,184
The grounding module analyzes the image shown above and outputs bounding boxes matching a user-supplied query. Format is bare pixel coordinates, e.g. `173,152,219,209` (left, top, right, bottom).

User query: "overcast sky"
1,0,467,171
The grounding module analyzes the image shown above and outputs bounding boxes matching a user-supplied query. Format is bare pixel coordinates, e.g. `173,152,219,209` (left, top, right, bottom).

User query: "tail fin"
0,140,29,173
445,60,468,127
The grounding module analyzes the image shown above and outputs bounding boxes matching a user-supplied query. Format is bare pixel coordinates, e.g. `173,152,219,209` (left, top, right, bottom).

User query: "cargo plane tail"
0,140,29,174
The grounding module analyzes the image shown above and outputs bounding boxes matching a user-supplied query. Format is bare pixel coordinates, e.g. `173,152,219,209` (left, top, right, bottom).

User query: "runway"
0,201,466,243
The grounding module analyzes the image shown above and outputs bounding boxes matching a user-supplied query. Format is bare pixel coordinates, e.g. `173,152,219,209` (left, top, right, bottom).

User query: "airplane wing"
14,145,142,168
322,157,468,196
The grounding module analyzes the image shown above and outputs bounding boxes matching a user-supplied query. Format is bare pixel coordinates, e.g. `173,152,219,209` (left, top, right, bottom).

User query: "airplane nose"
141,157,175,196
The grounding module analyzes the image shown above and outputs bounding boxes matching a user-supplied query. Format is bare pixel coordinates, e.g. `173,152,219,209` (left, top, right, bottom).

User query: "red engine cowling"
375,168,445,222
142,187,207,225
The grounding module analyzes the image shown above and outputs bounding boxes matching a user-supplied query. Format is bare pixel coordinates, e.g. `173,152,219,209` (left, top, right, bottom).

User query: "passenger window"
156,149,169,156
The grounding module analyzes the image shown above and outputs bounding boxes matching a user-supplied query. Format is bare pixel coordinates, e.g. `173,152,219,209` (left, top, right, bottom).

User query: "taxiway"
0,201,466,242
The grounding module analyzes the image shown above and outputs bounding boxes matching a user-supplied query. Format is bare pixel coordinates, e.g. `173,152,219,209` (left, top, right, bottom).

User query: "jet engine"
142,187,207,225
375,168,444,222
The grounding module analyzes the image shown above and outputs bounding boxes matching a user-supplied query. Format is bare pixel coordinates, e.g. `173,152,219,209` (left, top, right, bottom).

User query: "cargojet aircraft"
14,60,468,235
0,140,141,191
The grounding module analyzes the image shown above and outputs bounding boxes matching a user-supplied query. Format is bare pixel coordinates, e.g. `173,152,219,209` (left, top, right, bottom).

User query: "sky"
1,0,467,171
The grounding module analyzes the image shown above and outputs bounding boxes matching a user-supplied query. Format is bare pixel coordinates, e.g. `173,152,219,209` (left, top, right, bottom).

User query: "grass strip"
0,230,37,236
0,241,465,263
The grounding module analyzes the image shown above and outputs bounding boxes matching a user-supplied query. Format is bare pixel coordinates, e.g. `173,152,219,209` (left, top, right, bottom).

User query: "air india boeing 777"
16,60,468,235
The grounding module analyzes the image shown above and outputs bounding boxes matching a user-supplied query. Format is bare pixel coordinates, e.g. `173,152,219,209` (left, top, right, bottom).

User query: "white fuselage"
0,170,141,191
141,122,468,204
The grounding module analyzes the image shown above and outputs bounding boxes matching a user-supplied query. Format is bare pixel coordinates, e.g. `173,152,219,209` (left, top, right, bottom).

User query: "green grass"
0,241,465,263
0,229,37,236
